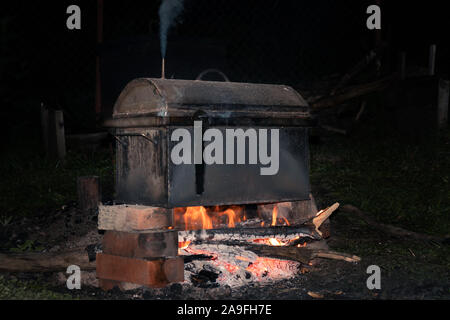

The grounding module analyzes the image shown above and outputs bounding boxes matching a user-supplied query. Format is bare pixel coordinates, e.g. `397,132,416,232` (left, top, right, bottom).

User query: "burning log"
241,244,361,264
178,224,322,244
178,203,340,245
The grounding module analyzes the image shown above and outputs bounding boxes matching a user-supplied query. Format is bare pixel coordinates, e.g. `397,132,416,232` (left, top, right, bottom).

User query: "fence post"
437,79,449,129
429,44,436,76
54,110,66,161
40,103,49,154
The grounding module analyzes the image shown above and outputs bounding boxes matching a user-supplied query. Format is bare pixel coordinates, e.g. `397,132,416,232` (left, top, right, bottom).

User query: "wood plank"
77,176,100,212
98,205,173,231
0,248,95,272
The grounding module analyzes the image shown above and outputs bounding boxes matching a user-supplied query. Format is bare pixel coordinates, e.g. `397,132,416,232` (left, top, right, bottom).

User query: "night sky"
1,0,449,136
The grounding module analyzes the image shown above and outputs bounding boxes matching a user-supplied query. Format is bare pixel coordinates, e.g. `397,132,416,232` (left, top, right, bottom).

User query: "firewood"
239,244,360,264
330,45,386,95
0,247,95,273
77,176,100,212
312,74,396,110
98,204,172,232
178,225,322,244
312,203,339,237
310,250,361,263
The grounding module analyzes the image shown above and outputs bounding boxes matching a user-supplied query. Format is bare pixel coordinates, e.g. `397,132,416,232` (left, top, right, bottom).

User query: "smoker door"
167,126,310,207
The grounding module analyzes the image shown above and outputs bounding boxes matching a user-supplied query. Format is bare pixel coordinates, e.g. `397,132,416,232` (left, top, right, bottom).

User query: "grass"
0,139,114,219
0,275,75,300
310,125,450,236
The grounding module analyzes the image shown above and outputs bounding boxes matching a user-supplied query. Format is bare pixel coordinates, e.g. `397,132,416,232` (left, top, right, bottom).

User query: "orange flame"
183,206,212,230
271,207,278,226
219,208,237,228
175,205,246,230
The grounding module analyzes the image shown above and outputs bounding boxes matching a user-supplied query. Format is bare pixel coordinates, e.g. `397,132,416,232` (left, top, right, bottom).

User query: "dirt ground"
0,199,448,300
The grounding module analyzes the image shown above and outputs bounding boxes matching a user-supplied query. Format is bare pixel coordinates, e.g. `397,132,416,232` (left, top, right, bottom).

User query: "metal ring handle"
195,69,230,82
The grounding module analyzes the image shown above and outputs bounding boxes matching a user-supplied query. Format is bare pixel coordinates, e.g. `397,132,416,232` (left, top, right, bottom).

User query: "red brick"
102,230,178,258
96,253,184,288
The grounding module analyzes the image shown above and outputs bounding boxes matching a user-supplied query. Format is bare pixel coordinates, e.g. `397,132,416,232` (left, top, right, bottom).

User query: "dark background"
1,0,449,139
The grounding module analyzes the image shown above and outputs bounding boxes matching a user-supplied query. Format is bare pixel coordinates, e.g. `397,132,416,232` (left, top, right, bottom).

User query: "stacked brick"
96,205,184,290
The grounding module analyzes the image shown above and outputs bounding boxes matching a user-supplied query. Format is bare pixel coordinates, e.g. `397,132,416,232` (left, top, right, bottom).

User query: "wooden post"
54,110,66,161
46,109,66,161
399,52,406,80
77,176,101,212
429,44,436,76
40,103,49,154
437,79,449,129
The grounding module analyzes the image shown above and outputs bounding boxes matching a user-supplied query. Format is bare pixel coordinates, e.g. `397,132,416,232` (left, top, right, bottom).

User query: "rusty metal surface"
112,78,310,120
112,78,312,208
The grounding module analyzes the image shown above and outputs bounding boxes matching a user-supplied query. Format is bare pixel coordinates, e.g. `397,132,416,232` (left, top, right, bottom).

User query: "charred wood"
178,225,322,244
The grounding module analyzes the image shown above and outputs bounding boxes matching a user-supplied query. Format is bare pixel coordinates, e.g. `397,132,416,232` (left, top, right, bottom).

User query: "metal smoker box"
106,78,313,208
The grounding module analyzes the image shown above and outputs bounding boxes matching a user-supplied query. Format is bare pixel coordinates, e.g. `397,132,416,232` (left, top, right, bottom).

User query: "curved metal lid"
113,78,310,120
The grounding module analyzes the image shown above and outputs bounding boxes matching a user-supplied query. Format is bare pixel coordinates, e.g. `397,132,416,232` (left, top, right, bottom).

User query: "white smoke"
159,0,185,58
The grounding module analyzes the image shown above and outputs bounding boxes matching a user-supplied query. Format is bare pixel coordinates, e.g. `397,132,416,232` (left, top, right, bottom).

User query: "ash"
180,243,300,288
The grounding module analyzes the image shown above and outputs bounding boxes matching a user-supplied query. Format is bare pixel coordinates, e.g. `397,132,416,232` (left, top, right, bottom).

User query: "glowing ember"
245,257,297,278
268,238,283,246
174,204,301,287
181,244,300,287
178,241,191,250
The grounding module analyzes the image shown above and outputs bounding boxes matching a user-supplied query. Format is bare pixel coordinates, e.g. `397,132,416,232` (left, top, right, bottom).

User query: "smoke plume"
159,0,185,58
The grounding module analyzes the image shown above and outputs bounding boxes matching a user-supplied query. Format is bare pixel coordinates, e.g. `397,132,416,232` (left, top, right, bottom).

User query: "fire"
184,206,212,230
219,208,237,228
174,205,245,230
271,207,278,226
176,204,295,250
270,206,290,227
178,241,191,250
253,237,288,246
268,238,283,246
